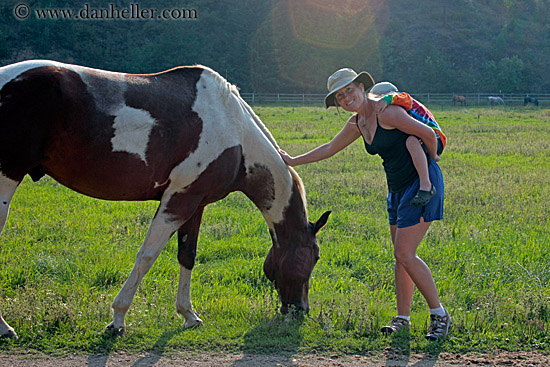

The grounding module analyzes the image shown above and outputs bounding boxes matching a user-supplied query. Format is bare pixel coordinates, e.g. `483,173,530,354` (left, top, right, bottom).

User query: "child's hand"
434,154,441,162
375,99,388,114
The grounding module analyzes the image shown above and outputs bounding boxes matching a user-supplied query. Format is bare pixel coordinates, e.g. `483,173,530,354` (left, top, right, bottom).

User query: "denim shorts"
387,158,444,228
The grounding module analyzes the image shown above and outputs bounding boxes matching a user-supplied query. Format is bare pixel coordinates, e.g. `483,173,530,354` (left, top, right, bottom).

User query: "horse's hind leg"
0,175,20,339
0,175,18,235
175,207,204,328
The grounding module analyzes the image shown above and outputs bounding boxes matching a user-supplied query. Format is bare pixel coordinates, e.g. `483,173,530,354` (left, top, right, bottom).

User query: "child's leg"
406,136,431,191
406,136,436,207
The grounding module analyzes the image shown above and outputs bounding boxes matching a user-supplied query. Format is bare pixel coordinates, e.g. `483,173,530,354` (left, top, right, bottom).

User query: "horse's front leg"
106,214,179,334
176,207,204,328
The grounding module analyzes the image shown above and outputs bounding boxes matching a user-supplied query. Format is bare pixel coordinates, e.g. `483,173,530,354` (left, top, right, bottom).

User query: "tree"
0,0,548,92
497,56,525,93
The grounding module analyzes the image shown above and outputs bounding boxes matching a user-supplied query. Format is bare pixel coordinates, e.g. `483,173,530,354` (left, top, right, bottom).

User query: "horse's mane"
200,65,308,213
243,106,308,215
197,65,240,101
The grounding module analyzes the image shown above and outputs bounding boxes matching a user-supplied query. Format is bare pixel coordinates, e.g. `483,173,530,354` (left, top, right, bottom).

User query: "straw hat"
324,68,375,108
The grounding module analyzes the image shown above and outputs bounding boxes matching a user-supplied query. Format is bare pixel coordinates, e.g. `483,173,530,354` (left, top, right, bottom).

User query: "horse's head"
263,211,330,314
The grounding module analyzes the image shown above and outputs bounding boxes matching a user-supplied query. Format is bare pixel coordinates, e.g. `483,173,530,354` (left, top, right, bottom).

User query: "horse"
488,96,505,106
0,60,331,339
524,96,539,106
452,95,467,106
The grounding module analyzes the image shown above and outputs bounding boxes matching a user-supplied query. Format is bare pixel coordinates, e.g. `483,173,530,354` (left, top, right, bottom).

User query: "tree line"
1,0,549,93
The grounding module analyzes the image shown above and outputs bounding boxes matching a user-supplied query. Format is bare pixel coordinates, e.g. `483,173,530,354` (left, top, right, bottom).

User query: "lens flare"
289,0,375,49
249,0,388,91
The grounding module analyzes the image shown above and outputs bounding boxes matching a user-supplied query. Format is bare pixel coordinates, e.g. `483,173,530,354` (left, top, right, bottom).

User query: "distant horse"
488,96,505,106
524,96,539,106
0,60,331,339
452,95,467,106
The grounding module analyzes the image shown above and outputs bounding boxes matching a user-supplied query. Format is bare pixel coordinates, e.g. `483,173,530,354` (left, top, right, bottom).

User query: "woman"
279,68,450,340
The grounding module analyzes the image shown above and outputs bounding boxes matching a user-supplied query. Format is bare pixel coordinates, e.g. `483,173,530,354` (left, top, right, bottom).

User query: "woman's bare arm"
279,117,361,166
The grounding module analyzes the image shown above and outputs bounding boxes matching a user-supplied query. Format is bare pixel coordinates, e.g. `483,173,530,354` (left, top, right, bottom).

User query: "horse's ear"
312,211,331,234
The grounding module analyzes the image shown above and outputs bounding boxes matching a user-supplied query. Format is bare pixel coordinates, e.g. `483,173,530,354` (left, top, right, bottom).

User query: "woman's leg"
392,220,441,316
390,224,414,317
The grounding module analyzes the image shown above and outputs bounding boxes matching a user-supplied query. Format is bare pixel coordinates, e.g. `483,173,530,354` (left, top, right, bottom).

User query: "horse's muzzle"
280,302,309,315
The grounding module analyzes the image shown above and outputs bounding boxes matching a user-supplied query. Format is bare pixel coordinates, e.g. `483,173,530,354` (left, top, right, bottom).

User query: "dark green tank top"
357,115,418,193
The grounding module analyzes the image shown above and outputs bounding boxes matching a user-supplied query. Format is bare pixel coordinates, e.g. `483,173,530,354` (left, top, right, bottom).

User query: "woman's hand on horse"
279,149,295,166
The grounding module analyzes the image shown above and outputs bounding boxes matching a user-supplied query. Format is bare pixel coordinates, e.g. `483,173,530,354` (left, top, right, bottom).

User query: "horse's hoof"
0,329,18,340
105,324,126,337
184,318,203,329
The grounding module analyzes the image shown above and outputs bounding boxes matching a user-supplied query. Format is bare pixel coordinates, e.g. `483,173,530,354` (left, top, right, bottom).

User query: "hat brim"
324,71,375,109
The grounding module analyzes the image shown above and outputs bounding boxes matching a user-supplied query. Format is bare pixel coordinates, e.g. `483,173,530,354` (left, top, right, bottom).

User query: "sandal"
380,316,410,335
410,185,436,207
425,308,452,341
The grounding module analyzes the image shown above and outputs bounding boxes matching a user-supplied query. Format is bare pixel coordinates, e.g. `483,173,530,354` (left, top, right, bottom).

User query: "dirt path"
2,350,550,366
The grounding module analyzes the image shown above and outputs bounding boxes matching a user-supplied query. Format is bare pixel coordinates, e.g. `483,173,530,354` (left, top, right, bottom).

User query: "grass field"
0,105,549,356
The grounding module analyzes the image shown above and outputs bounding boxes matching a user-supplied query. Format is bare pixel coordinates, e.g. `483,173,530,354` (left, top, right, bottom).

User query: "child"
371,82,446,206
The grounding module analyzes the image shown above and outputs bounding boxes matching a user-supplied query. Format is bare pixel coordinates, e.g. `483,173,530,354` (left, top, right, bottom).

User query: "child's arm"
374,95,393,114
375,92,414,114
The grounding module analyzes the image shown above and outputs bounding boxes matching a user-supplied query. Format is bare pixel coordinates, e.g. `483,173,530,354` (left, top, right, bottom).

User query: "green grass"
1,105,549,356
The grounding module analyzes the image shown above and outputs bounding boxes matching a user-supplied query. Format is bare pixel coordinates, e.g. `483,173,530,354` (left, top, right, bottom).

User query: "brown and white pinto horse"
0,60,330,339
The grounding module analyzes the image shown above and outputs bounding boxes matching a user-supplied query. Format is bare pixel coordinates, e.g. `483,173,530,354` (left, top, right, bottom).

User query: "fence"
240,92,550,106
240,93,325,105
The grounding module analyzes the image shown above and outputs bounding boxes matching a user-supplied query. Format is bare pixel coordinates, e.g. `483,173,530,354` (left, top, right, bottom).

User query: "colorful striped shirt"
381,92,446,150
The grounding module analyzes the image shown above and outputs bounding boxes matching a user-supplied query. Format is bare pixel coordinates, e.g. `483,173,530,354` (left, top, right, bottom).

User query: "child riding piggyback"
372,82,447,207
